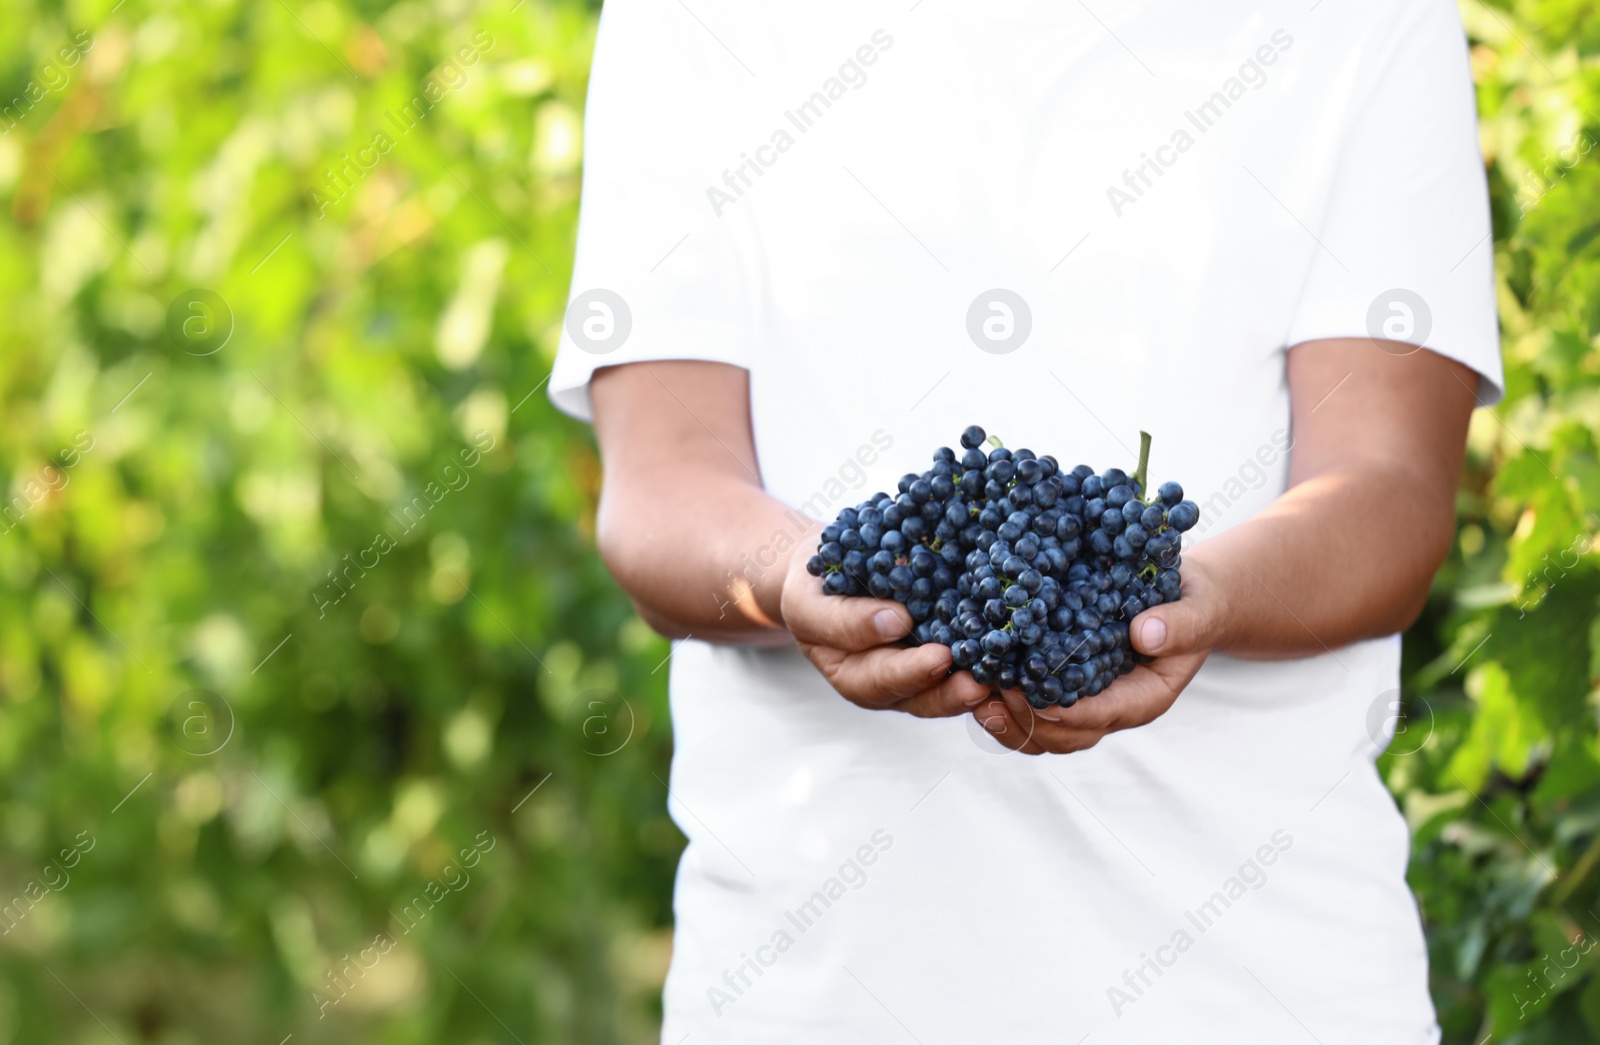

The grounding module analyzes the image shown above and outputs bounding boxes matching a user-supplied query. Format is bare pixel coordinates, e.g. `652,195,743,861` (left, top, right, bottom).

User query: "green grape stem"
1132,430,1152,494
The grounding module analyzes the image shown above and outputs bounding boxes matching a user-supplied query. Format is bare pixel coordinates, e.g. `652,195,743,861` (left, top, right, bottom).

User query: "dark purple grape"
1167,500,1200,531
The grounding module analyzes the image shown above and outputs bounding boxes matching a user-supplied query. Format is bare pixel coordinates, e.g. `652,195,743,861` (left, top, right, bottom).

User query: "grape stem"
1131,430,1152,493
987,434,1004,450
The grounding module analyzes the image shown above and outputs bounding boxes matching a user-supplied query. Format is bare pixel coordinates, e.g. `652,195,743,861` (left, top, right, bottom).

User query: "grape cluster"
806,425,1198,710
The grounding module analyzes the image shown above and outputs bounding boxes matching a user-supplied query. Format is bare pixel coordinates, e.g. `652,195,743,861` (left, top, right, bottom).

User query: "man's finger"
896,670,989,718
1130,597,1212,657
972,698,1041,753
1031,678,1144,733
988,692,1100,753
806,640,951,707
1035,653,1201,732
786,578,913,652
995,686,1033,726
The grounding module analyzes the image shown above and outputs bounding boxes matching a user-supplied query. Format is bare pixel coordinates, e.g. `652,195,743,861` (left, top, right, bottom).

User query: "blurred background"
0,0,1595,1041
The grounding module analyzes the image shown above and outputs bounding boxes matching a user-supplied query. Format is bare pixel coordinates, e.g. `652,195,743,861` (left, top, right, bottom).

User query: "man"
550,0,1500,1040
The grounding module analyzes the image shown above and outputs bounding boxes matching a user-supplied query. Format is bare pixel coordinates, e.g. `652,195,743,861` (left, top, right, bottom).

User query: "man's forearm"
591,361,805,644
596,466,805,643
1191,459,1456,659
1163,339,1481,661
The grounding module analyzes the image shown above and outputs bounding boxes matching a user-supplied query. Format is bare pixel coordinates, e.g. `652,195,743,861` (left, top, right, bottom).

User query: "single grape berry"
1166,500,1200,531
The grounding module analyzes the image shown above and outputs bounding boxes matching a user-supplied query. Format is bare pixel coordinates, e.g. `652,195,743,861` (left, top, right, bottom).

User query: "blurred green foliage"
1397,0,1600,1040
0,0,1595,1041
0,0,683,1041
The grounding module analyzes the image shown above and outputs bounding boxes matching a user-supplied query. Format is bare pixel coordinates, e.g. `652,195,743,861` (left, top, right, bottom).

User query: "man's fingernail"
1036,706,1063,722
1141,617,1167,652
929,658,949,680
874,610,906,640
984,715,1006,733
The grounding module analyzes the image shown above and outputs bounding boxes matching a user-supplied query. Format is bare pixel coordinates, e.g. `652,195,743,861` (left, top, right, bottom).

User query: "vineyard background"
0,0,1597,1041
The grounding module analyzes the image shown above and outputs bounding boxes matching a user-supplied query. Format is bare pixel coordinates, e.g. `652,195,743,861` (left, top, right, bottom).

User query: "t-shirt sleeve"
1284,0,1504,404
547,0,759,422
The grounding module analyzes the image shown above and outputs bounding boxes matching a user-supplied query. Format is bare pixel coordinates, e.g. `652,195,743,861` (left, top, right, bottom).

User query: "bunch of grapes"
806,425,1198,710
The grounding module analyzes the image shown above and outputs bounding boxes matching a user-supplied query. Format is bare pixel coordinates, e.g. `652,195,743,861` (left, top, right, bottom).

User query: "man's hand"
970,555,1222,754
779,543,991,718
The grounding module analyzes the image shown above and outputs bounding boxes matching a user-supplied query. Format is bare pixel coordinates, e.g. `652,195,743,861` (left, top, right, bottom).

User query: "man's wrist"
1182,545,1235,654
755,536,806,629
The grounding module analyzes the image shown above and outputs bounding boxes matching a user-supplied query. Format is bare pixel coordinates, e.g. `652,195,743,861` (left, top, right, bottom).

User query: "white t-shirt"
550,1,1501,1041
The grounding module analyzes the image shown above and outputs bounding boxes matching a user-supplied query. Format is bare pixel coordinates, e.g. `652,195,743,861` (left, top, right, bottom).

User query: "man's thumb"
1131,599,1209,657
